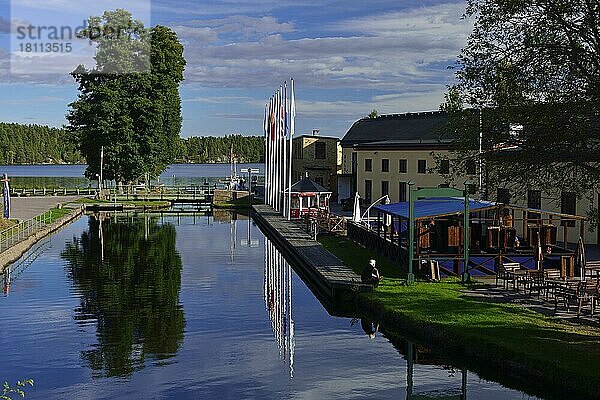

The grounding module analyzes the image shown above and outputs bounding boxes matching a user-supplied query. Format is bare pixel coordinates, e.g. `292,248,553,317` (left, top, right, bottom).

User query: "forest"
0,122,264,165
0,122,83,164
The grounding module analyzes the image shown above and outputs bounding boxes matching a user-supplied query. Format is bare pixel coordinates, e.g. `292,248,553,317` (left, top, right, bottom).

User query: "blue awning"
372,197,498,220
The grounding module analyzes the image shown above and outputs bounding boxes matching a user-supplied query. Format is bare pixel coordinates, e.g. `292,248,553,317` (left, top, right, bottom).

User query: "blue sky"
0,0,472,138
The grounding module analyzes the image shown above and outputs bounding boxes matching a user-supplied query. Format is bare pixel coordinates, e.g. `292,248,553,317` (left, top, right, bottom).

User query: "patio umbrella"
352,192,362,223
383,196,392,228
533,231,543,270
575,236,586,279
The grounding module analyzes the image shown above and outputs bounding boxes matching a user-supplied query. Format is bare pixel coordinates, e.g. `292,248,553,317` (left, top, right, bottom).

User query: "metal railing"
0,209,54,253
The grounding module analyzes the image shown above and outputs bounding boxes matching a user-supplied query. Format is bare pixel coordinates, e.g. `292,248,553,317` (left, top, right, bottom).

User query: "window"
399,159,407,173
365,158,372,172
527,190,541,221
561,191,576,227
527,190,541,209
293,140,303,159
381,180,389,197
315,142,326,159
364,180,372,202
439,159,450,174
497,188,511,204
466,160,476,175
417,159,427,174
561,192,576,215
381,159,389,172
351,152,357,174
399,181,407,202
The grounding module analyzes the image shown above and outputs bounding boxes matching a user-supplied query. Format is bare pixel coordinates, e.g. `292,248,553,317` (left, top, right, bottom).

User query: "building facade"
291,132,341,199
339,111,599,244
339,112,473,203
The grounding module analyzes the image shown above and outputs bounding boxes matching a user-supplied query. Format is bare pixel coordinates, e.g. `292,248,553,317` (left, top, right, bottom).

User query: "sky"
0,0,473,138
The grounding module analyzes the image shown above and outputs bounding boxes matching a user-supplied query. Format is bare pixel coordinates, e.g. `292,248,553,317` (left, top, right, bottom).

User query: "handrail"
0,209,54,252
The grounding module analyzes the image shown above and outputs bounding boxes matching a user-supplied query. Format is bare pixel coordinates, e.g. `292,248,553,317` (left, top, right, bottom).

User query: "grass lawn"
318,233,600,394
47,207,73,223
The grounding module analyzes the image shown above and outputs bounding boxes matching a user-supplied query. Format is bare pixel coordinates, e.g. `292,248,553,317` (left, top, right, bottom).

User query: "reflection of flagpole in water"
99,214,105,262
264,237,295,378
230,218,237,262
144,212,149,241
288,252,294,378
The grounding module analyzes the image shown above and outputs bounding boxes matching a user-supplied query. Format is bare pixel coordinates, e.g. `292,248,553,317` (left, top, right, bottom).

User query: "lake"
0,211,545,399
0,164,263,188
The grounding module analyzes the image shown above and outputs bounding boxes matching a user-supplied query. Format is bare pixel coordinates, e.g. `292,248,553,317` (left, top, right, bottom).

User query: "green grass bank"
319,234,600,399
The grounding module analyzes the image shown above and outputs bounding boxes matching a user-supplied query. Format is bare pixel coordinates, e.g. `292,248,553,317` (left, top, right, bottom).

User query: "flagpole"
288,79,295,220
282,82,288,218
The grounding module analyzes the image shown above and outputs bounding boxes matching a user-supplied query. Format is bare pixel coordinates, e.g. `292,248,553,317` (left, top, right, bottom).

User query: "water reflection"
264,238,295,378
61,213,185,378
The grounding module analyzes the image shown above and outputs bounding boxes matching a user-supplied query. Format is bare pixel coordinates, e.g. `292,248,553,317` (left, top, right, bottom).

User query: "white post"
287,79,295,220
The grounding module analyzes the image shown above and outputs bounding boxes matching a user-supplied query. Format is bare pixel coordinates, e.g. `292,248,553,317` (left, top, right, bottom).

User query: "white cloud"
173,2,470,92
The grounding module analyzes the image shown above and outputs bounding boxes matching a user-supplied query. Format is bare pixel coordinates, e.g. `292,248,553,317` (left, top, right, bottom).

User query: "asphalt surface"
2,196,81,220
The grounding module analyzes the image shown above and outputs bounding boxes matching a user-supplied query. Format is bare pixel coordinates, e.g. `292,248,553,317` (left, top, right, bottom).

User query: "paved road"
3,196,82,220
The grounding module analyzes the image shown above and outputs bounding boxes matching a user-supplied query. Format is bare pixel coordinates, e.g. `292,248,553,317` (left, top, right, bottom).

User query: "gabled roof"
290,176,331,193
340,111,448,148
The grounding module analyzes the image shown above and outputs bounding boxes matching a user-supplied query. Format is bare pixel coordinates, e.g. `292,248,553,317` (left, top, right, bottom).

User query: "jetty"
252,204,371,300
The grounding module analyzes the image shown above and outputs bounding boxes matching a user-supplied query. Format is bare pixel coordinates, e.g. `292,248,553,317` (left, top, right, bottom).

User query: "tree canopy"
444,0,600,207
67,9,186,184
0,123,82,164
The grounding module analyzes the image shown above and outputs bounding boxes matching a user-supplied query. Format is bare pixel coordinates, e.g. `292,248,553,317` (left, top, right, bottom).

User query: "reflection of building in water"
264,238,295,378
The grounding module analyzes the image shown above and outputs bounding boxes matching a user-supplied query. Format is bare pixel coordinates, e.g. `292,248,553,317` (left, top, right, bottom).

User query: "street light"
240,168,260,206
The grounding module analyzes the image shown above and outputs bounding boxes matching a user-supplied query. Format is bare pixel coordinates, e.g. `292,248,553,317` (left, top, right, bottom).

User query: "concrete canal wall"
252,204,371,302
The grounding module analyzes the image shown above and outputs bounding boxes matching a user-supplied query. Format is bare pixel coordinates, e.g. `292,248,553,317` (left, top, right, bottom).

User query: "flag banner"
2,174,10,219
263,79,295,218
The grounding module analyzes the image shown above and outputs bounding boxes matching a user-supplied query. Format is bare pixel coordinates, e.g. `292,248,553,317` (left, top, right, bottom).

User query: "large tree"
444,0,600,215
67,9,185,185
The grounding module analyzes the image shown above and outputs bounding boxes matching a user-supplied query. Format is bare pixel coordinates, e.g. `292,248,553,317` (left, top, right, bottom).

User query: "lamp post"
241,168,259,207
407,181,415,284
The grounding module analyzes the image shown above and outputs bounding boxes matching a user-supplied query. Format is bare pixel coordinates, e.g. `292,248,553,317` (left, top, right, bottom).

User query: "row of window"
498,188,576,216
364,158,426,174
364,180,408,203
362,182,577,214
363,158,477,175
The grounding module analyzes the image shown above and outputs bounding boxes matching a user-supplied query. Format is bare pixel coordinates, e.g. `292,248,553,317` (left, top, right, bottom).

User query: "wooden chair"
543,269,561,299
576,280,598,317
496,262,520,290
527,270,545,298
554,282,578,314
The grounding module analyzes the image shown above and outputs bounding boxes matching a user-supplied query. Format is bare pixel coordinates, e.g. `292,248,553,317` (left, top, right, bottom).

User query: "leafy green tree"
61,215,185,377
67,9,185,185
368,109,378,119
444,0,600,210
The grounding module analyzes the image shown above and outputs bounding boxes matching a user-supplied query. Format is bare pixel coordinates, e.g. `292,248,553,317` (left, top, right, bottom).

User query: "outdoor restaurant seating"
495,261,600,319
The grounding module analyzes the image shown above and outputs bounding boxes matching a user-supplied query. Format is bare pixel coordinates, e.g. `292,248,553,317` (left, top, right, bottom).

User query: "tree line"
0,122,264,165
0,122,82,164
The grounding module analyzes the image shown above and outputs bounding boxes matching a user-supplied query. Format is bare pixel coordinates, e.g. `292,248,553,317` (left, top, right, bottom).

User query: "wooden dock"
253,204,371,300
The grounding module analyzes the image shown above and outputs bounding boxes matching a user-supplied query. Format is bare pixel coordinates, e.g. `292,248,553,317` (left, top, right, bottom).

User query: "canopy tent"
373,197,498,220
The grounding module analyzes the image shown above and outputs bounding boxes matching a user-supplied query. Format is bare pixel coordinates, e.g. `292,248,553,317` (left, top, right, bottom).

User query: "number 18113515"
18,43,72,53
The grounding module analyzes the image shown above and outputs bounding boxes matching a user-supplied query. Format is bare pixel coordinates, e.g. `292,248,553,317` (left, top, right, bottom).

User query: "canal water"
0,163,263,188
0,212,541,399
